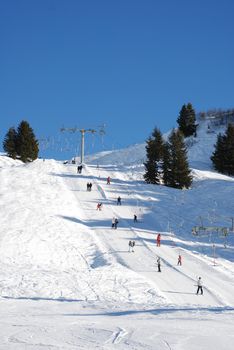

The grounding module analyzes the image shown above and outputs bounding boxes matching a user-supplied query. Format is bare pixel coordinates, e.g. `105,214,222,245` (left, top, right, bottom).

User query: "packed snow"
0,119,234,349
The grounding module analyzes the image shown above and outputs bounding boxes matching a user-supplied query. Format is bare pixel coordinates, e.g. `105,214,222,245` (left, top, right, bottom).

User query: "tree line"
144,103,234,188
2,107,234,178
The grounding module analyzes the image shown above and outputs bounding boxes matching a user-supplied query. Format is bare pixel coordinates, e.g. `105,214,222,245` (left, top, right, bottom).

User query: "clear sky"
0,0,233,160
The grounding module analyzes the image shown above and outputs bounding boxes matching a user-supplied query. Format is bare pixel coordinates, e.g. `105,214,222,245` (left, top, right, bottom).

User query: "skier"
196,277,203,295
133,214,138,223
77,165,83,173
89,182,92,191
111,217,116,229
114,217,119,229
117,196,121,205
96,203,102,211
128,240,132,252
156,233,161,247
107,176,111,185
177,254,182,266
128,240,135,252
157,257,161,272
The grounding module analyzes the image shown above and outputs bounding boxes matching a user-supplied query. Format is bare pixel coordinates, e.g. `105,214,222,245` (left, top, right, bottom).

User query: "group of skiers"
155,234,203,294
78,167,204,296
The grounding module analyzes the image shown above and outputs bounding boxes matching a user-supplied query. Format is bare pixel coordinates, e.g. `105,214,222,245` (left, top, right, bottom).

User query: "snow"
0,119,234,349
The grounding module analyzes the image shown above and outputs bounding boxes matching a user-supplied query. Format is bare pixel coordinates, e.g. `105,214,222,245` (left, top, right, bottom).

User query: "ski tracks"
105,327,129,345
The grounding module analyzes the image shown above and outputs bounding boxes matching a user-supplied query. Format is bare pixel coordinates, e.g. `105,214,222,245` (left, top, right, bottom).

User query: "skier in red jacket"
156,233,161,247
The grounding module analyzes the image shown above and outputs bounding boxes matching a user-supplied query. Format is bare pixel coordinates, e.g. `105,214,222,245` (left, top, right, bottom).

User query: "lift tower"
60,125,105,164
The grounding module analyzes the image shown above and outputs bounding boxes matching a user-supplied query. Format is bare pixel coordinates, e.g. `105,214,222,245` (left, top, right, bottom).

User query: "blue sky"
1,0,233,160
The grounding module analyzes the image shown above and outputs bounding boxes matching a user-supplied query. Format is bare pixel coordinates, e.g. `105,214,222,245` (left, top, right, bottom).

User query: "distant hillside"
85,110,233,169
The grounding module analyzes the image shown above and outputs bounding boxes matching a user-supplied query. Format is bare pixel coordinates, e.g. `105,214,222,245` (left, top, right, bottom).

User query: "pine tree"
144,137,160,184
211,133,226,174
162,142,172,186
144,128,164,184
177,103,196,137
225,124,234,175
165,129,192,189
211,124,234,175
3,127,18,159
16,121,39,162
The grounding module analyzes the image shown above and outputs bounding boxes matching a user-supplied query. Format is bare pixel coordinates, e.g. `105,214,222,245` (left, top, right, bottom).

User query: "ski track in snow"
60,163,234,309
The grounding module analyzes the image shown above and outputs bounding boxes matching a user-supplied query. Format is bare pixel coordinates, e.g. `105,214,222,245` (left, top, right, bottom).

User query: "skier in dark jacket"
117,196,121,205
114,218,119,229
157,257,161,272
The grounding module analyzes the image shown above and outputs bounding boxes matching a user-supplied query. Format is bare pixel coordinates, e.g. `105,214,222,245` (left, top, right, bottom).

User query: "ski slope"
0,154,234,349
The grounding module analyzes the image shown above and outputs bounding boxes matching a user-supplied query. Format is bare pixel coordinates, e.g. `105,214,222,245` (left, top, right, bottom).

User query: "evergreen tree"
162,142,172,187
16,120,39,162
211,124,234,175
211,133,226,174
144,137,160,184
144,128,164,184
177,103,196,137
225,124,234,175
3,127,18,159
165,129,192,189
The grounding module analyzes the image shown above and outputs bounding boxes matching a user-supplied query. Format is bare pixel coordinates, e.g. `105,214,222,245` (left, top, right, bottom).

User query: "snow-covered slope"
0,119,234,349
85,116,226,171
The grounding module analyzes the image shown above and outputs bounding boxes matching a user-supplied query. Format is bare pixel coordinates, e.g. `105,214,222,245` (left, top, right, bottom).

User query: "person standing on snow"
128,240,132,252
157,257,161,272
156,233,161,247
96,203,102,211
114,217,119,229
177,254,182,266
111,217,116,228
107,176,111,184
196,277,203,295
134,214,138,223
128,240,135,252
117,196,121,205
